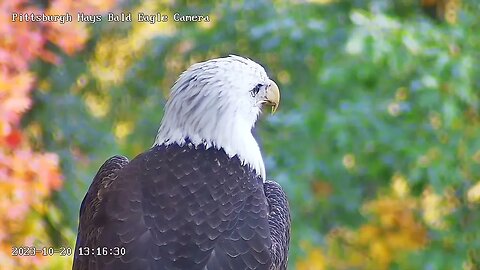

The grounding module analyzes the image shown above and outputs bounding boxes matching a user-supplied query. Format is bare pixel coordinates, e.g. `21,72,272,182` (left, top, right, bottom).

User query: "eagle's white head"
154,55,280,181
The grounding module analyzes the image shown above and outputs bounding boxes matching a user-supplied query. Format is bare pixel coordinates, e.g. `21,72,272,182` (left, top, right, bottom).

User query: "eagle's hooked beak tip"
265,79,280,114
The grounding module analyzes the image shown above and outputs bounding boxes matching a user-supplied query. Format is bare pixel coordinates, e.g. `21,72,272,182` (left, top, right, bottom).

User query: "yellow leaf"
467,182,480,203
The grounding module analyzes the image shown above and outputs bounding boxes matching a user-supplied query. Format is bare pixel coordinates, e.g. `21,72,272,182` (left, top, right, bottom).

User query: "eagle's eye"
250,84,263,97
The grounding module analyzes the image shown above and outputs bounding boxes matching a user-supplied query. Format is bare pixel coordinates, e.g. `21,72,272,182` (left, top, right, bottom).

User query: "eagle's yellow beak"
265,79,280,114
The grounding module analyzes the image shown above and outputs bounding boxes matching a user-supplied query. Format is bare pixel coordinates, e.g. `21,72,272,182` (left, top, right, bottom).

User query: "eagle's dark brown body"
73,143,290,270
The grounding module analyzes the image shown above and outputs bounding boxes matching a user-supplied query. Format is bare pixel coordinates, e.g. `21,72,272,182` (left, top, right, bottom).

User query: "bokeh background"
1,0,480,269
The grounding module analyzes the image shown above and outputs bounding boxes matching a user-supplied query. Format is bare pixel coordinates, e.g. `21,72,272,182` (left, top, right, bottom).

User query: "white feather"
154,55,270,180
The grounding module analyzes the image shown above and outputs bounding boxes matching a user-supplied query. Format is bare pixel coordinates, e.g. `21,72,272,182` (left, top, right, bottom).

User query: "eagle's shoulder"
79,155,129,230
264,180,291,270
74,155,129,270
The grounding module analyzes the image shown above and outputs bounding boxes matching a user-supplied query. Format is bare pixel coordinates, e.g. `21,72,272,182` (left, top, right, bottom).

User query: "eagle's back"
74,143,272,270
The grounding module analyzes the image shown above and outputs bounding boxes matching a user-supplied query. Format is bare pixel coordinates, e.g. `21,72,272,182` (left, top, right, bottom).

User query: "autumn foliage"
0,0,116,268
297,175,429,270
1,0,479,269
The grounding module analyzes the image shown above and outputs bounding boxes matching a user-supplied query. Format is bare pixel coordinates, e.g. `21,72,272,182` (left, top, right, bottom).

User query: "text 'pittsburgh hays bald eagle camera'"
73,56,291,270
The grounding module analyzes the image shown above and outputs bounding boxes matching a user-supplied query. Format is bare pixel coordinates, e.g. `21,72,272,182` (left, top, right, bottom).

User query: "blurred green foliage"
25,0,480,268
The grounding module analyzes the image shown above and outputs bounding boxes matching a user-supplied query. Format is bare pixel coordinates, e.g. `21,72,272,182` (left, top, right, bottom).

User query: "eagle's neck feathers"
154,117,266,181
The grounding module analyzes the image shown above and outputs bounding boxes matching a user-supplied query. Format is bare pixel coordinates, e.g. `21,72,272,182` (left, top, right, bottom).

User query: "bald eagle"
73,55,291,270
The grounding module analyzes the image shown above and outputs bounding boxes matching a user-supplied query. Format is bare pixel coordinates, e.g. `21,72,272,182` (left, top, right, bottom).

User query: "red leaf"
5,129,22,148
